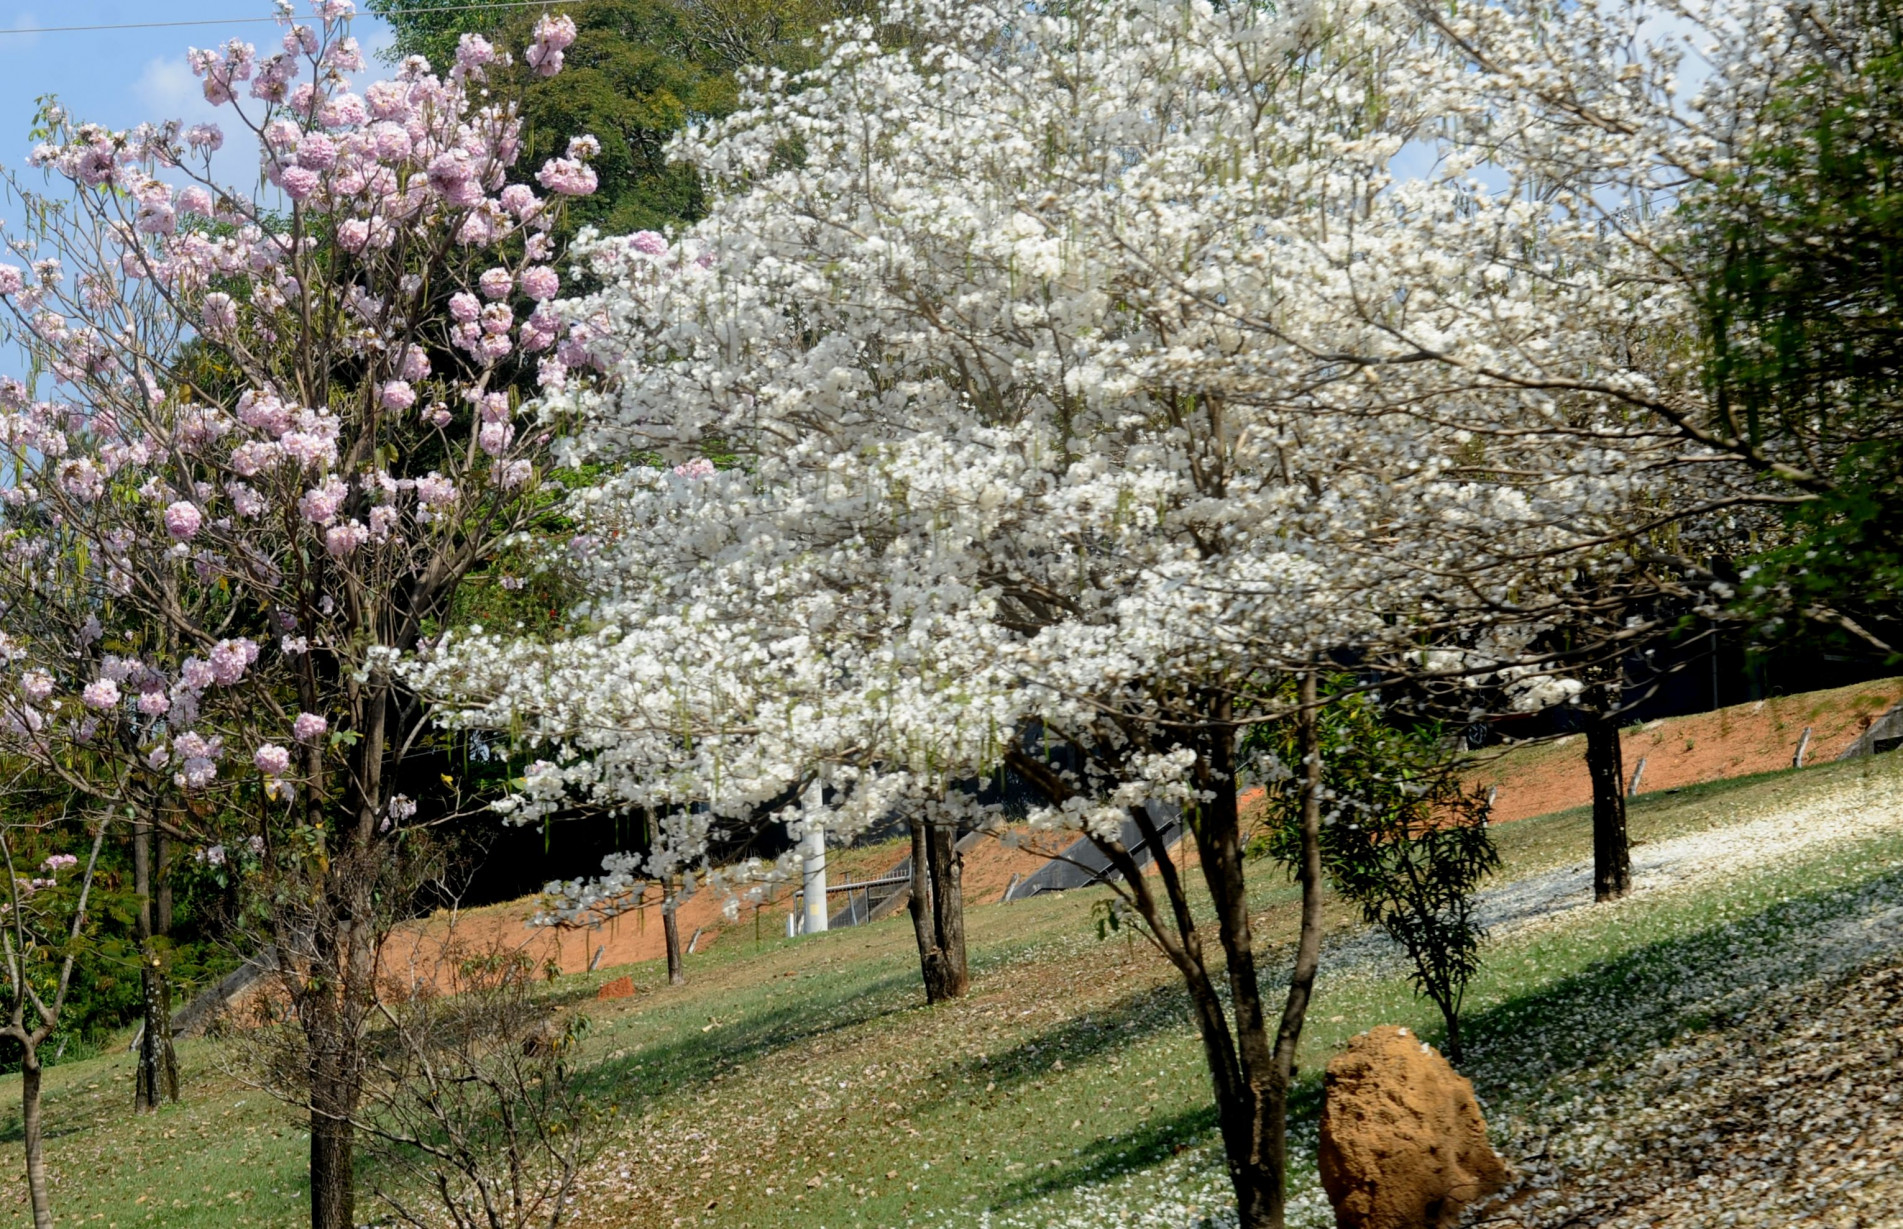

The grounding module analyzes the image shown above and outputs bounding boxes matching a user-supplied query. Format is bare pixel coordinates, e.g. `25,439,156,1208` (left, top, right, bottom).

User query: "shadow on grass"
568,963,928,1111
987,1104,1220,1211
1444,862,1903,1105
937,978,1193,1097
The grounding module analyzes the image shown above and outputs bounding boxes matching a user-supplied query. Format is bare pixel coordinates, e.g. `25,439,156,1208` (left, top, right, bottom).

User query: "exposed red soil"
1470,677,1903,823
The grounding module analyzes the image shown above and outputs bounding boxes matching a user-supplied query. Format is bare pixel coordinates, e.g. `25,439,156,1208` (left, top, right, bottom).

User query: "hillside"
7,745,1903,1226
1470,677,1903,822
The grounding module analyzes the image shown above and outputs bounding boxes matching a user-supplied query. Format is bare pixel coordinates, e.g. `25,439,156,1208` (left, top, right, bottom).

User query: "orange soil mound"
1471,677,1903,823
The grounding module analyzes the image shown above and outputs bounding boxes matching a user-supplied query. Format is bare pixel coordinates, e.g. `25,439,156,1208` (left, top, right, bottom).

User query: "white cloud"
0,13,43,55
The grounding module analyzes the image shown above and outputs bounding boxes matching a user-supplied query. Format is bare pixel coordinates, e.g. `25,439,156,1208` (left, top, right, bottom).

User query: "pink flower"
320,93,368,127
448,292,481,323
630,230,667,256
325,521,369,556
337,219,371,253
365,80,410,121
454,32,496,75
526,14,576,76
535,157,597,197
201,292,238,336
137,689,171,717
226,482,265,518
81,679,121,710
371,122,412,163
20,671,54,702
478,268,513,300
519,266,559,301
379,380,416,411
0,266,22,295
414,472,457,507
185,123,224,153
478,421,515,456
179,186,215,215
254,744,291,775
229,440,281,477
455,211,497,245
298,478,347,525
476,392,511,422
278,166,320,201
531,12,577,52
673,458,717,479
163,500,203,540
177,757,217,790
401,345,431,381
499,184,541,219
208,638,258,685
297,132,337,170
293,712,328,741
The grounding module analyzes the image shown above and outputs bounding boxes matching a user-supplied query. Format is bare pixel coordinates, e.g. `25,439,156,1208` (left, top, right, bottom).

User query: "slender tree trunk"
305,843,377,1229
304,937,357,1229
1259,675,1328,1228
133,817,179,1110
308,1042,356,1229
1441,1004,1463,1066
906,816,938,989
909,816,969,1002
154,830,173,936
21,1046,51,1229
662,878,685,987
1584,696,1631,901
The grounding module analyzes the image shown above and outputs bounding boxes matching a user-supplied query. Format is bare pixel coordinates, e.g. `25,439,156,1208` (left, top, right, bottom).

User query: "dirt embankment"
1471,678,1903,824
387,827,1076,984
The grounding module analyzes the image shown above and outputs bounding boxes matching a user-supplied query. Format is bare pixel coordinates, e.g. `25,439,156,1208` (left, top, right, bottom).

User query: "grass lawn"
7,751,1902,1228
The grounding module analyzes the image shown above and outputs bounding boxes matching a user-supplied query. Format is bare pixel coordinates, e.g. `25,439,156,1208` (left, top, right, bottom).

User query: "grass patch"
6,753,1902,1227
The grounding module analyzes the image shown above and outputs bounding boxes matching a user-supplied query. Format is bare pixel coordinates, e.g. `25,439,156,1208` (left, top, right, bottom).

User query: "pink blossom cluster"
525,14,577,77
0,5,600,834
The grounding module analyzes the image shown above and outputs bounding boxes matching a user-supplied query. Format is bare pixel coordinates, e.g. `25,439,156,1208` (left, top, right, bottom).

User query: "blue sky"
0,2,393,167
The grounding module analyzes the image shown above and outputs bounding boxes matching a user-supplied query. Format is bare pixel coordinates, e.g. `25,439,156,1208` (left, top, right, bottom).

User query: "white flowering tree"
411,0,1741,1222
0,6,599,1226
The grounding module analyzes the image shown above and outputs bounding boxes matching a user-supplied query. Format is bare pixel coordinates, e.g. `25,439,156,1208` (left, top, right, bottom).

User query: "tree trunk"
1007,685,1327,1229
155,829,174,935
133,818,179,1110
1258,675,1328,1227
309,1082,356,1229
909,816,969,1003
662,878,685,987
21,1047,51,1229
305,969,358,1229
1584,702,1631,901
906,816,937,983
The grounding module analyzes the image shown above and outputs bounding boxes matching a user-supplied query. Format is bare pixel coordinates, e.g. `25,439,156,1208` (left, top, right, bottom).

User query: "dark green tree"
369,0,872,236
1687,0,1903,657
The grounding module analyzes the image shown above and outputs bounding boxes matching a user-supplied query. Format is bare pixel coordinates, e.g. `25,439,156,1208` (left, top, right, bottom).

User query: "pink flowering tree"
0,5,595,1226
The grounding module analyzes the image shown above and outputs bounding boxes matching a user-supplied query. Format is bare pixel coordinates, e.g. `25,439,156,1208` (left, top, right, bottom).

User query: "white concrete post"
800,825,829,935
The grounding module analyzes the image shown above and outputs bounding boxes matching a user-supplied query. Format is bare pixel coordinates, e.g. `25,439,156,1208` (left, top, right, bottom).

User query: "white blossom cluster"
413,0,1774,913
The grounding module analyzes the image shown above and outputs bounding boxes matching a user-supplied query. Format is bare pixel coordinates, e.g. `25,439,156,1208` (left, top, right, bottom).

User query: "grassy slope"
8,751,1903,1228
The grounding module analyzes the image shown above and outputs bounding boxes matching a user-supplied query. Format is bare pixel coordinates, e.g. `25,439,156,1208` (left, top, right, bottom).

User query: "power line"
0,0,586,36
